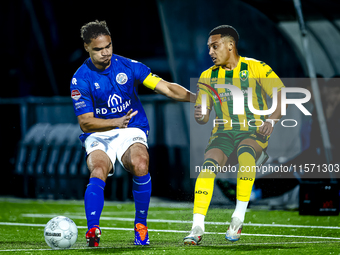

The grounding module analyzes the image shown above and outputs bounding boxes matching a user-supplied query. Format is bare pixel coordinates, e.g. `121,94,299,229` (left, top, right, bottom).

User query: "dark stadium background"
1,0,340,209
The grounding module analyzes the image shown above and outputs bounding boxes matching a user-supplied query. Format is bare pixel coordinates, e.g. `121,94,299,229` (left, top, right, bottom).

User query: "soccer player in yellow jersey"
184,25,285,245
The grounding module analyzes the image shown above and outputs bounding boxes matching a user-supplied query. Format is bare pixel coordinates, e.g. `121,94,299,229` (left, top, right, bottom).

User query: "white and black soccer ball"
44,216,78,249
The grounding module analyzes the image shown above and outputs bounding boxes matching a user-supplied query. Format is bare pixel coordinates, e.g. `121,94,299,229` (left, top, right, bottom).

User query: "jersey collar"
87,56,115,74
212,56,243,71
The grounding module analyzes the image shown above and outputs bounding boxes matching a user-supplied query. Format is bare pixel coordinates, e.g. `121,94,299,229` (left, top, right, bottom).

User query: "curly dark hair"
80,20,111,44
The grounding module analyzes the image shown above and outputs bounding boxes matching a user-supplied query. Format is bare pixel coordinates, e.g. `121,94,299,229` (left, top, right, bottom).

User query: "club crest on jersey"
211,77,218,83
116,73,128,85
240,70,249,81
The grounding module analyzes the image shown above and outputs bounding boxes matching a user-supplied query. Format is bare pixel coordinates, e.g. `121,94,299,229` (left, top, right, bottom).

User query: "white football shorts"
84,127,148,176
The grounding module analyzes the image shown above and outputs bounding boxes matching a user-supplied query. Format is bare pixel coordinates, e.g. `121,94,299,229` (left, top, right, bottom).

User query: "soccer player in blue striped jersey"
70,20,195,247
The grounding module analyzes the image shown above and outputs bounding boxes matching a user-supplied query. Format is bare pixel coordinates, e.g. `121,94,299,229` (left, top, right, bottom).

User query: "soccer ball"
44,216,78,249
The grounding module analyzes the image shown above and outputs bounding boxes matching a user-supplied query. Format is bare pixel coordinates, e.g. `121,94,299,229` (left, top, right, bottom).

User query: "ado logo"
195,190,208,195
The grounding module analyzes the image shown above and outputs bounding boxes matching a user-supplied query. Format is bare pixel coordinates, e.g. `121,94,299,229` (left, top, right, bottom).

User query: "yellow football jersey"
196,56,285,134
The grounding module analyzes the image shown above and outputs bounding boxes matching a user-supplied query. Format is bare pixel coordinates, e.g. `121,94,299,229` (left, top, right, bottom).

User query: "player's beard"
97,58,111,69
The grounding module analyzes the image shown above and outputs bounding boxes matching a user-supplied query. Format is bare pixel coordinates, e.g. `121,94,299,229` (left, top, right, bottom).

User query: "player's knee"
131,154,149,176
237,144,256,159
90,165,109,181
87,150,111,181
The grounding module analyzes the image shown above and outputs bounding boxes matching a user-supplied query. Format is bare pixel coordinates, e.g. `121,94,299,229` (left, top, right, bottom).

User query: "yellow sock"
236,145,256,202
193,158,218,215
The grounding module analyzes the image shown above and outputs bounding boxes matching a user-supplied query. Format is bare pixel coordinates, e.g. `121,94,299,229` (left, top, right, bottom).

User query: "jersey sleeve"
195,71,213,110
129,59,152,84
70,77,94,116
255,61,285,98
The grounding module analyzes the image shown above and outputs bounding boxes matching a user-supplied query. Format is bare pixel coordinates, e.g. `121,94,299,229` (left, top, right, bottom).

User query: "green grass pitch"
0,198,339,254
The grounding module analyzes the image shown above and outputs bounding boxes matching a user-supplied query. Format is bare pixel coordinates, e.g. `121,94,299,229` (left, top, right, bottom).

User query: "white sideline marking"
1,222,340,241
0,241,340,252
0,240,337,253
22,211,188,216
21,213,340,230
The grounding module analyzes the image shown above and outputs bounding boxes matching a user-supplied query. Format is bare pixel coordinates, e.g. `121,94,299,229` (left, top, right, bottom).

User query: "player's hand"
194,105,204,120
118,109,138,128
258,121,274,136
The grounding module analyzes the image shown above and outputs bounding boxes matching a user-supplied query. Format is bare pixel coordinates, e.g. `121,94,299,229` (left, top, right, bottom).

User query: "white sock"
192,213,205,232
231,199,249,222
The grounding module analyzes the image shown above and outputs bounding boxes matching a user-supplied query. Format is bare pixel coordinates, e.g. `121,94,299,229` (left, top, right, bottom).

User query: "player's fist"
194,105,203,119
258,121,274,136
194,105,209,124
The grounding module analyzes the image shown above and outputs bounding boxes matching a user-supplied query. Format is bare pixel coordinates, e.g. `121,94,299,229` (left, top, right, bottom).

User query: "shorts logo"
71,89,81,100
94,83,100,89
90,141,99,148
116,73,128,85
133,137,146,143
240,70,249,81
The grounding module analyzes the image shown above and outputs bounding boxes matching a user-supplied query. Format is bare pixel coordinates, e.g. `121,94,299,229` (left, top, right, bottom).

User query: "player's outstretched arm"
77,109,138,133
154,80,196,102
